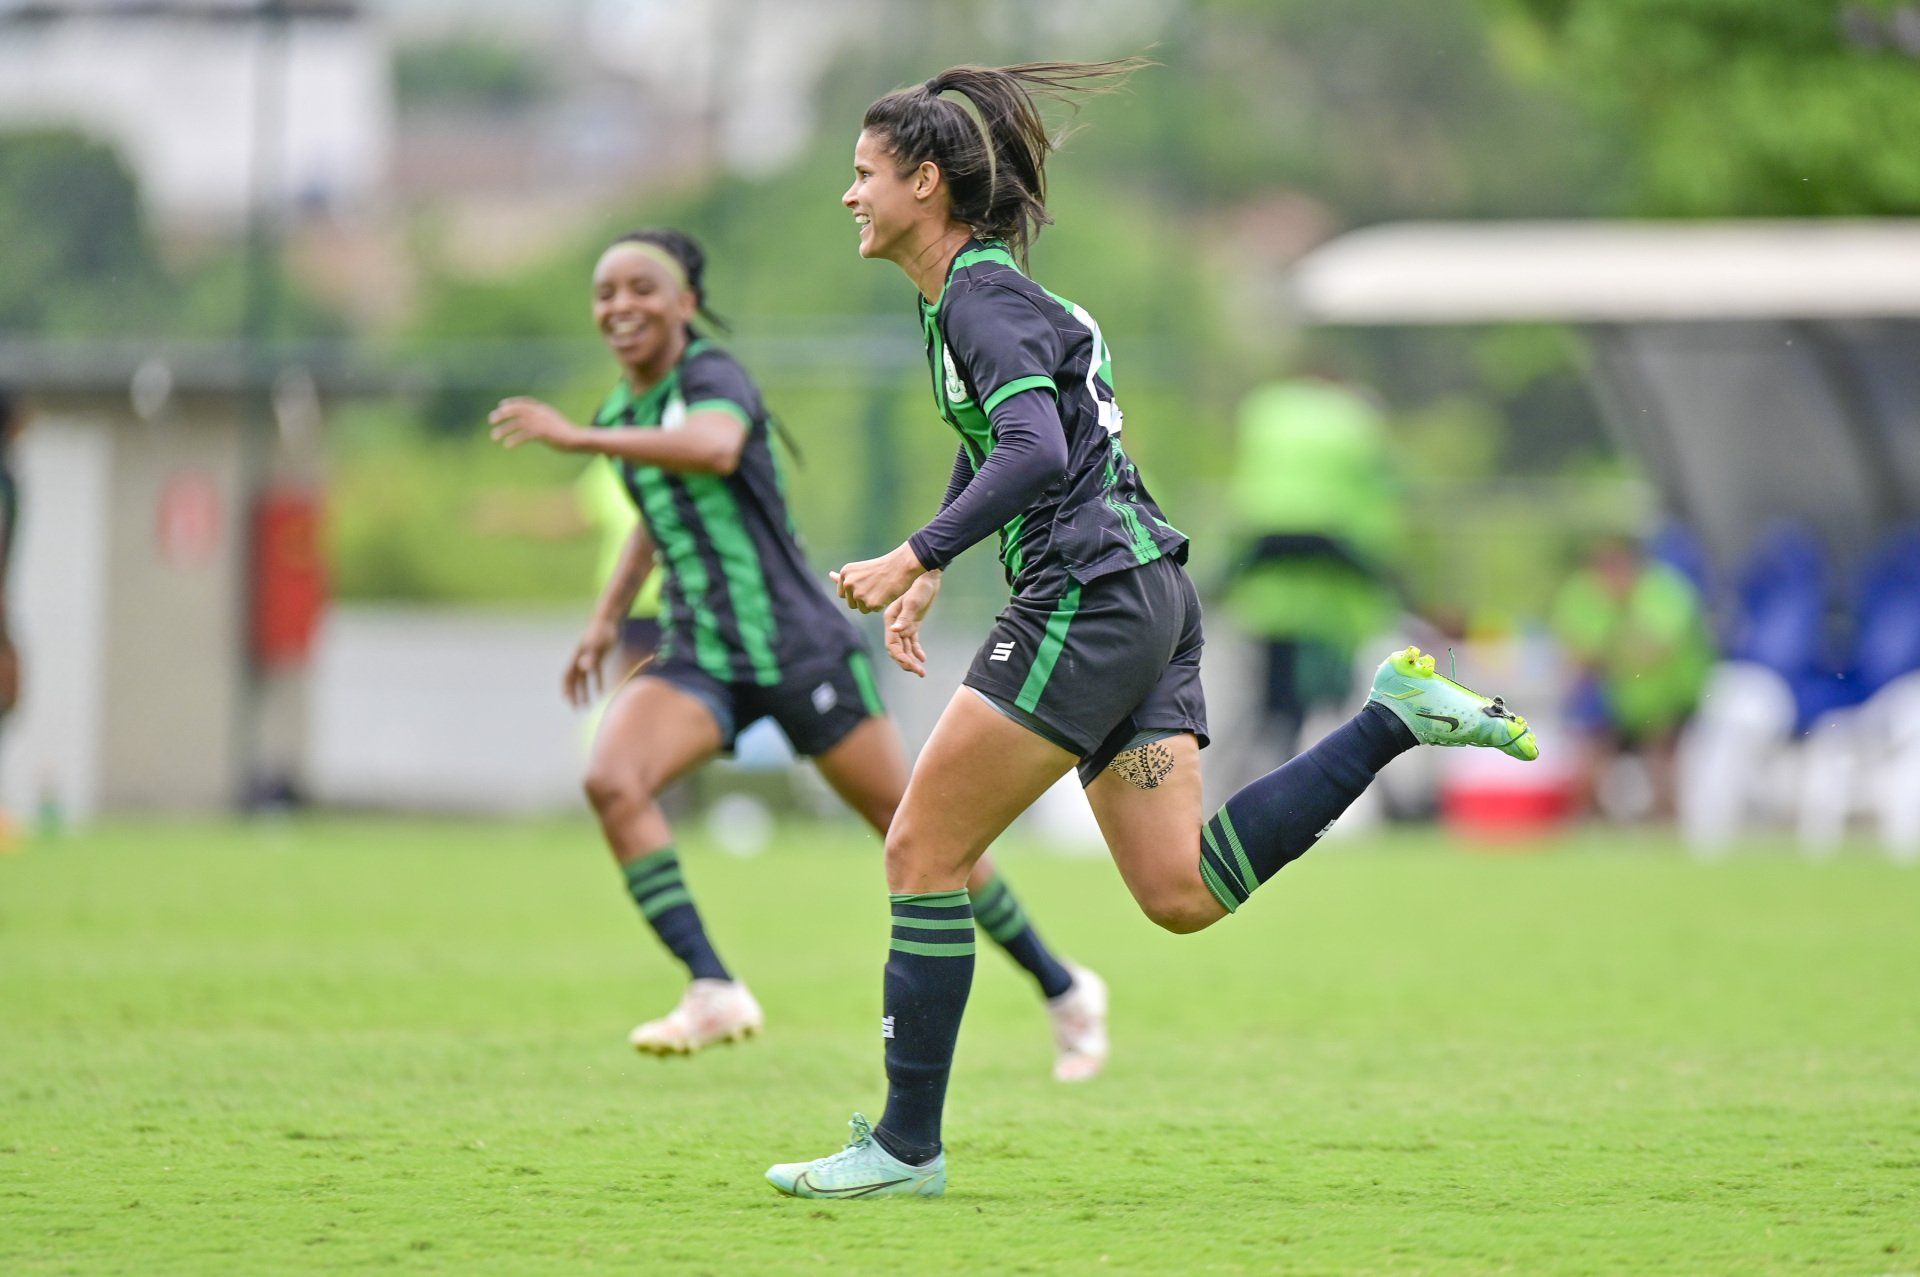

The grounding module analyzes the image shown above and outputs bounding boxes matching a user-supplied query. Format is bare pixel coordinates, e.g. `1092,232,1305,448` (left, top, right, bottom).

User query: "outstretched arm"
490,397,746,475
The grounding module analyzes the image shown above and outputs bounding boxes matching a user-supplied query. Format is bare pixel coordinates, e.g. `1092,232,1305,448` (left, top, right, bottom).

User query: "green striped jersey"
919,238,1187,598
593,340,859,685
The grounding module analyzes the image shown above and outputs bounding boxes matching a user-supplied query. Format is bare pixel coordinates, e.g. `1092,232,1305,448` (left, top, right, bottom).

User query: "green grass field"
3,819,1915,1274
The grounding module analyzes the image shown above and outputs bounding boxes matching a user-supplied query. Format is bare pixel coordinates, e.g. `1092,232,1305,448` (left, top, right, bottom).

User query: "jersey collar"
599,336,713,426
921,237,1018,314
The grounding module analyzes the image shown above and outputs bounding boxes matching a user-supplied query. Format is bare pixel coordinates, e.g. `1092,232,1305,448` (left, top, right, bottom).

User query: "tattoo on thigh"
1108,741,1174,790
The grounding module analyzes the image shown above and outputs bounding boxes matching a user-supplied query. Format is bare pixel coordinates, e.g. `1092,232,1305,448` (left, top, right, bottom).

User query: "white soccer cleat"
628,978,764,1056
1045,963,1109,1082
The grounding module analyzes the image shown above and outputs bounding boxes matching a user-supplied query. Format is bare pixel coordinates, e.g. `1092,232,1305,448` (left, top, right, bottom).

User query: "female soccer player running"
489,228,1108,1076
765,64,1539,1198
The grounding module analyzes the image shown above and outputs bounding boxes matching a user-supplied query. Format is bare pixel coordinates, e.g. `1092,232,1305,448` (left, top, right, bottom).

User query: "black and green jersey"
909,238,1187,599
593,340,858,685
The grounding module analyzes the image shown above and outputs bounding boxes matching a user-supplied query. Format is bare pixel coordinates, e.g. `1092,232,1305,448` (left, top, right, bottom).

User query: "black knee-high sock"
875,889,974,1166
622,847,731,982
1199,702,1416,913
969,873,1075,1000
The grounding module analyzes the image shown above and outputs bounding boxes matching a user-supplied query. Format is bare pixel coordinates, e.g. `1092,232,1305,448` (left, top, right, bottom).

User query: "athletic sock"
622,847,731,982
874,888,975,1166
969,873,1074,1000
1199,702,1416,913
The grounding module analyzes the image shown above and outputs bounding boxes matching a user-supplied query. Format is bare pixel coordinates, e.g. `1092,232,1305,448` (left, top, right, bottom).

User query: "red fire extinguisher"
250,485,327,670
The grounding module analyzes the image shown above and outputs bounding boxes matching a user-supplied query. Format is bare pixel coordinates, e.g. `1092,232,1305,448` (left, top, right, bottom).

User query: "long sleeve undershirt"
908,387,1067,572
937,445,972,512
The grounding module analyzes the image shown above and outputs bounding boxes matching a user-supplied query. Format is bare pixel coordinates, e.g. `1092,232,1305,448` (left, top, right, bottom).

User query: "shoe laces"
812,1113,877,1169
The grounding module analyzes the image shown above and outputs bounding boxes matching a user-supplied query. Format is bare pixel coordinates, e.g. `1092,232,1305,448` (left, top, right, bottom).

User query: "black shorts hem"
1078,716,1209,787
961,680,1092,755
640,649,881,758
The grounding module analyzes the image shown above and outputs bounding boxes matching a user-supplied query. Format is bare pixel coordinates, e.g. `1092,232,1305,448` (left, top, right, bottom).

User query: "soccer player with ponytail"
766,63,1540,1198
490,228,1107,1074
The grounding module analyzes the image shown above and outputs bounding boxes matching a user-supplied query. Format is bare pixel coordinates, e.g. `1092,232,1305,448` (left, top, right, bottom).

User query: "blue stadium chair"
1726,523,1831,728
1647,519,1713,606
1846,523,1920,699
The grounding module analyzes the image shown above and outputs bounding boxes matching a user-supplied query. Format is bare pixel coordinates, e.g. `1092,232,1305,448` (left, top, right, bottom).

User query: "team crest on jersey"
661,395,687,431
942,348,970,405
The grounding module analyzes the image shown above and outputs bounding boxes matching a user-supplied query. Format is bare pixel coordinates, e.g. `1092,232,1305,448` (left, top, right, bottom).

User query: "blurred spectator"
0,388,22,719
1551,536,1714,820
1222,378,1400,759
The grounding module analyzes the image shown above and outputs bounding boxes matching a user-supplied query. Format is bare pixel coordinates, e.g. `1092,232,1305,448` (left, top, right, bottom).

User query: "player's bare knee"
883,821,972,894
1137,877,1225,934
582,759,654,815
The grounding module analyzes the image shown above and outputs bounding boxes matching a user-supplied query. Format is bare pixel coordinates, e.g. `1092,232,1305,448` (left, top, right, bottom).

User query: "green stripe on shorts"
847,651,884,717
1014,583,1082,713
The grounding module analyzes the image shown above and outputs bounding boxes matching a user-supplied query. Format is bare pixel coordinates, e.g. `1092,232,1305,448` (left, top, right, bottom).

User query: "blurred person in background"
772,60,1539,1200
1222,376,1400,762
0,389,20,847
489,228,1107,1075
1551,535,1713,821
0,389,23,722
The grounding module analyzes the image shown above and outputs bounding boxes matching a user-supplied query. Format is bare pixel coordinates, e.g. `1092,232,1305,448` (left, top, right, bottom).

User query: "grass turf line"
1,818,1915,1274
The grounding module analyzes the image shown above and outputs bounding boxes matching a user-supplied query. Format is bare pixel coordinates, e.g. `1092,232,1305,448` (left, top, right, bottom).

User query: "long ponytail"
861,59,1149,267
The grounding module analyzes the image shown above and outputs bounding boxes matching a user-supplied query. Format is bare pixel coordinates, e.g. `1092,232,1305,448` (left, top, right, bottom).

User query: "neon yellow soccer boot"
1368,646,1539,761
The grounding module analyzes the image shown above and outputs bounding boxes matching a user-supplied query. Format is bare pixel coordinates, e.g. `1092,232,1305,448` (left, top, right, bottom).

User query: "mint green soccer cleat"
1368,645,1540,761
766,1114,946,1199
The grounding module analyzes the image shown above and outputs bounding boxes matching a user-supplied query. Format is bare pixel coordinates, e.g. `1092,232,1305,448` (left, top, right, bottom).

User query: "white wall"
307,607,590,812
0,419,113,824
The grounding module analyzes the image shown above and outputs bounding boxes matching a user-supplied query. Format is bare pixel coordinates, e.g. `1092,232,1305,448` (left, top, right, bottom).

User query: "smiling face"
842,129,942,265
591,242,697,379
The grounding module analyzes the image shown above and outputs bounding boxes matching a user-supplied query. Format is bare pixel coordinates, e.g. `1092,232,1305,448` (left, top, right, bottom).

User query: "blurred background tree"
19,0,1910,616
1498,0,1920,215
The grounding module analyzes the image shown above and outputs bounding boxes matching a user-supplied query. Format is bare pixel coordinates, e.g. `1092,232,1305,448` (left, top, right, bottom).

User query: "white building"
0,0,392,230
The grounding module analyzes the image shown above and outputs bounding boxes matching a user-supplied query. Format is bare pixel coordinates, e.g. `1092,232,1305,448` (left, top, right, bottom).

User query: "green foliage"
4,819,1916,1272
0,129,167,333
170,244,351,343
1498,0,1920,213
393,38,551,112
1080,0,1632,220
0,127,343,340
326,402,599,606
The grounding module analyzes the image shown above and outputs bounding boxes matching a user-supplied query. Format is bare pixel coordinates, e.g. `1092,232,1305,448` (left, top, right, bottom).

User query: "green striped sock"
876,888,975,1165
969,874,1073,999
1197,704,1412,914
622,847,729,982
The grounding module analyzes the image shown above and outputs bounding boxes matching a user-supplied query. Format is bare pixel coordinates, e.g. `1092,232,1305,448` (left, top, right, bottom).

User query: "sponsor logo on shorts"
812,682,838,714
881,1015,895,1040
989,640,1015,663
